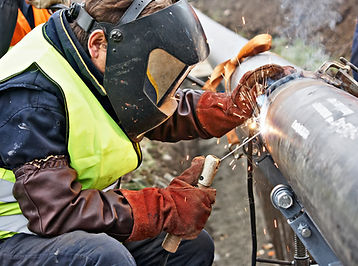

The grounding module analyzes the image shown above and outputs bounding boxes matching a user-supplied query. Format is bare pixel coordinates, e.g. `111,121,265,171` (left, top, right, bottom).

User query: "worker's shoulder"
0,68,65,121
0,68,63,100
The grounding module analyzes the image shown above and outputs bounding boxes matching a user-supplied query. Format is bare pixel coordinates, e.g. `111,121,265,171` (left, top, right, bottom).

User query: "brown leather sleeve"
144,88,212,141
13,155,133,241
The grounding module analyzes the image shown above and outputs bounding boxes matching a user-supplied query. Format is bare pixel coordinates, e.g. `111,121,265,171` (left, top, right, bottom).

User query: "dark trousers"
0,230,214,266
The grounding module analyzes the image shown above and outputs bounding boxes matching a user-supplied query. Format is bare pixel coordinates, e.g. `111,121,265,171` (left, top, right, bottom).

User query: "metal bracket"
316,57,358,97
270,185,342,266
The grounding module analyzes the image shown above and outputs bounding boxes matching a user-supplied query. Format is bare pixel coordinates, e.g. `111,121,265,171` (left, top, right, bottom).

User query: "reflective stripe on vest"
0,214,32,235
0,22,141,238
0,179,16,203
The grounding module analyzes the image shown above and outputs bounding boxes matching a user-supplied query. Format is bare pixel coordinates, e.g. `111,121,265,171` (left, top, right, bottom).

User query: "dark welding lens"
145,49,186,105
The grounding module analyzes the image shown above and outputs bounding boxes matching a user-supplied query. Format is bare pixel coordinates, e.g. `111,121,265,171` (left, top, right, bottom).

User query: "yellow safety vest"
0,24,141,239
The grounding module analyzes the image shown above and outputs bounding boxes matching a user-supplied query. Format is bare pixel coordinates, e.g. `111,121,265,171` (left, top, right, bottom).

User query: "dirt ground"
192,0,358,60
124,1,357,265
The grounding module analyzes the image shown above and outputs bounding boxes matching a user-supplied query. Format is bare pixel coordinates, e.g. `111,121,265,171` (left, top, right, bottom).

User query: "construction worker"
0,0,291,265
0,0,68,58
352,20,358,81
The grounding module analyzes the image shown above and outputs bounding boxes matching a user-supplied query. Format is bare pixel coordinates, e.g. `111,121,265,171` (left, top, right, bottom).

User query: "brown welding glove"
121,157,216,242
197,64,296,138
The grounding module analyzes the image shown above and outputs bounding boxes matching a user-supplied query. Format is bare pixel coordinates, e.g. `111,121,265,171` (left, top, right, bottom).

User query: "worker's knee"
188,230,215,263
58,231,136,266
169,230,214,266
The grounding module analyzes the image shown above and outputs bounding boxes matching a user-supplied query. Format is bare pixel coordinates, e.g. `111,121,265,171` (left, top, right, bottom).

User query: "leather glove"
25,0,68,9
197,64,296,137
121,157,216,241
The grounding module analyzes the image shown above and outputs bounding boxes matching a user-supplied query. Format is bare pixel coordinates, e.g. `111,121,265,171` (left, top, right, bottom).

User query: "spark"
216,138,220,145
229,159,235,166
218,102,224,107
232,164,237,170
274,219,278,228
242,16,246,25
249,120,257,130
233,112,245,118
274,162,279,168
263,228,267,235
186,155,189,160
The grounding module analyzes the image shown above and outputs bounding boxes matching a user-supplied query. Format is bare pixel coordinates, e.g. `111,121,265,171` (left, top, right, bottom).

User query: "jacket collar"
44,10,107,95
43,10,118,121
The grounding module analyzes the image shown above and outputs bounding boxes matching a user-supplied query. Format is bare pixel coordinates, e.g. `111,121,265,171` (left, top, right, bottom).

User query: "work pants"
0,230,214,265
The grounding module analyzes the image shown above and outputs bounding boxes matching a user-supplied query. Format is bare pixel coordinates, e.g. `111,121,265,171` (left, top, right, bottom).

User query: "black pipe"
261,77,358,266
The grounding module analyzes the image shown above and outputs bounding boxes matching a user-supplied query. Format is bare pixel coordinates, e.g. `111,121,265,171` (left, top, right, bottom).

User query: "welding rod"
220,131,261,161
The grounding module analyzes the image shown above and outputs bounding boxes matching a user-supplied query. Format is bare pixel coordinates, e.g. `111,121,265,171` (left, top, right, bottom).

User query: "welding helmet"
67,0,209,141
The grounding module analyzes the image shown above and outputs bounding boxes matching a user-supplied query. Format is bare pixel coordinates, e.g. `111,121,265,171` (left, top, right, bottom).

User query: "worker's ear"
88,29,107,58
88,29,107,73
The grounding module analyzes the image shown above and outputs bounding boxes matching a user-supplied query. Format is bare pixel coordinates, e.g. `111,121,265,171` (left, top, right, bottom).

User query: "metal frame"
270,185,342,266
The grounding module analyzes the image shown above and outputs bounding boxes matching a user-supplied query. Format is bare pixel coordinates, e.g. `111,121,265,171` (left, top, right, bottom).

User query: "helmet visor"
145,48,187,106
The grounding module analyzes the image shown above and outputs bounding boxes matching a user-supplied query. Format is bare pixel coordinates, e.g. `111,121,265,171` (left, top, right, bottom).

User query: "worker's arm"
13,156,135,240
146,65,296,142
144,88,212,141
1,74,214,241
0,0,19,58
14,156,215,241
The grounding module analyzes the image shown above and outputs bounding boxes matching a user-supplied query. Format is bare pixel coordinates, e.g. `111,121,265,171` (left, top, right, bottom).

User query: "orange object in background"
10,7,50,46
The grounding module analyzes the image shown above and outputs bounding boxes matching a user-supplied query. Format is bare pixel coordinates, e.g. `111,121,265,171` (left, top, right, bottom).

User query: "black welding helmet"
68,0,209,141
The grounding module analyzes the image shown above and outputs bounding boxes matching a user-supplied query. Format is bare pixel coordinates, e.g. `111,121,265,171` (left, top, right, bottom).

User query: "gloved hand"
197,64,296,137
25,0,68,9
121,157,216,242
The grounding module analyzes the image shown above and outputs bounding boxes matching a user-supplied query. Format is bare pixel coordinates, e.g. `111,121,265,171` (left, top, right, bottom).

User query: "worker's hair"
70,0,174,53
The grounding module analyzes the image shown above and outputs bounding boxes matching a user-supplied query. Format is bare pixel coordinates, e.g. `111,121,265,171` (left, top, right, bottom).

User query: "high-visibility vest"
10,6,51,46
0,24,141,239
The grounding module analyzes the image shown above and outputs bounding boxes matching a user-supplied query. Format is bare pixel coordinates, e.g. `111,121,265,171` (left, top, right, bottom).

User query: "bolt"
276,191,293,209
110,29,123,42
298,223,312,238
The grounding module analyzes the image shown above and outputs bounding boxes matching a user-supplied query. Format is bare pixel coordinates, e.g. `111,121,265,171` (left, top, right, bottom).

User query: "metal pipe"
196,10,358,265
261,77,358,266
